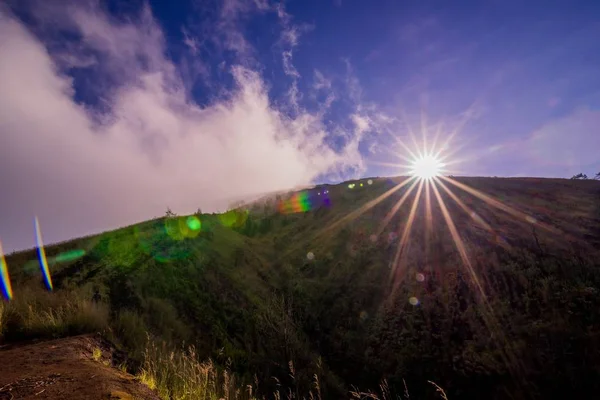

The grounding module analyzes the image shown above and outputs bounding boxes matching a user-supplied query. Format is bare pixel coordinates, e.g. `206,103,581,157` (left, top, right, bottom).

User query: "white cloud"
0,4,366,251
351,114,371,135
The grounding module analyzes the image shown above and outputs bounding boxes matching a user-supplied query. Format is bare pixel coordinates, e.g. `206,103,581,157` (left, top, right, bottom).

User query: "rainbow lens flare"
278,190,331,214
0,240,13,301
278,191,311,214
35,217,53,291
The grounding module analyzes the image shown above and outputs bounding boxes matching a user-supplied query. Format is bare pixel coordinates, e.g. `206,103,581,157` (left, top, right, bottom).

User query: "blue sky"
1,0,599,251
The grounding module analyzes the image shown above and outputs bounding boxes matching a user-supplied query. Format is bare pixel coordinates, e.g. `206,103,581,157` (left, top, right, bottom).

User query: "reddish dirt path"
0,335,159,400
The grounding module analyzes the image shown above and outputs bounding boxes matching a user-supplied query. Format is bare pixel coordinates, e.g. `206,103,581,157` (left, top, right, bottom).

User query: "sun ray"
439,147,502,170
430,183,486,297
389,131,420,162
366,160,414,171
429,123,443,159
375,178,420,236
381,140,417,165
424,179,433,231
424,180,434,266
317,176,417,238
430,186,487,299
433,177,510,250
420,107,428,154
433,140,470,165
399,110,423,158
389,179,424,294
433,100,480,160
440,176,561,235
430,182,524,380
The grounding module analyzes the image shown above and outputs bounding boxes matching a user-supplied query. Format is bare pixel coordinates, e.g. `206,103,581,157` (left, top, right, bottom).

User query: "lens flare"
53,249,86,264
291,192,311,213
136,219,194,263
186,216,201,231
35,217,53,291
219,209,249,227
0,240,13,301
278,190,328,214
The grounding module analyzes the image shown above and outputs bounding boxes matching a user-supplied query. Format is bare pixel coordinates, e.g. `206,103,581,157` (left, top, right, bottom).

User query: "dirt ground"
0,335,159,400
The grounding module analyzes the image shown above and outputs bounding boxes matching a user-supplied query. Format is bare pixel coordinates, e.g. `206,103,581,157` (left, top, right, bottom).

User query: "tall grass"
0,286,109,342
139,339,245,400
136,340,412,400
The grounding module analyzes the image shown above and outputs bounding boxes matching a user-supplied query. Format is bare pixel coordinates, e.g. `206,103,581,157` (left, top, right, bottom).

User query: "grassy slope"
4,176,600,399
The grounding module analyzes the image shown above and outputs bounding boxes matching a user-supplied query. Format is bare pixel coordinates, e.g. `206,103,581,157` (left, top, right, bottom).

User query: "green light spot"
219,210,248,228
54,249,86,263
186,216,201,231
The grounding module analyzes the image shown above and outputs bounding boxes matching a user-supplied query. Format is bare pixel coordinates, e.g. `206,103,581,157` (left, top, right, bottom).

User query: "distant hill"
3,176,600,399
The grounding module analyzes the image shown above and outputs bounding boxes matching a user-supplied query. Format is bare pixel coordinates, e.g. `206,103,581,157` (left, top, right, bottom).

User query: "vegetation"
0,285,109,343
2,176,600,399
571,173,588,179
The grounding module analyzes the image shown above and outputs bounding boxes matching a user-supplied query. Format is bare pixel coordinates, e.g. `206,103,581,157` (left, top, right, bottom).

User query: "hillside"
2,176,600,399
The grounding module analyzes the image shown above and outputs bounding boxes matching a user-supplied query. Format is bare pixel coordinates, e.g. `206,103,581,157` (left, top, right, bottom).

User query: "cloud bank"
0,2,372,251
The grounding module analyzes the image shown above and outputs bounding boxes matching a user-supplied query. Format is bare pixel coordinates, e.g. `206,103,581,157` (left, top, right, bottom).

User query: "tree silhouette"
595,172,600,180
571,173,588,180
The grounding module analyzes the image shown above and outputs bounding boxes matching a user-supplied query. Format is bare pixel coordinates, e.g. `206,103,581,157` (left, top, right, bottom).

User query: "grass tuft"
92,347,102,361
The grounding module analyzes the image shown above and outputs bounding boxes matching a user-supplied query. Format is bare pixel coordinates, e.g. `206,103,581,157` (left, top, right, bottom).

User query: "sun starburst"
309,112,571,383
410,154,445,180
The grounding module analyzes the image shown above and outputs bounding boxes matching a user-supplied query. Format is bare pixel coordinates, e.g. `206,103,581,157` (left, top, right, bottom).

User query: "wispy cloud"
313,69,332,91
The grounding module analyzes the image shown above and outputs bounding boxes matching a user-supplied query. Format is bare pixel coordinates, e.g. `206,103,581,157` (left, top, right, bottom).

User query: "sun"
410,154,445,180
